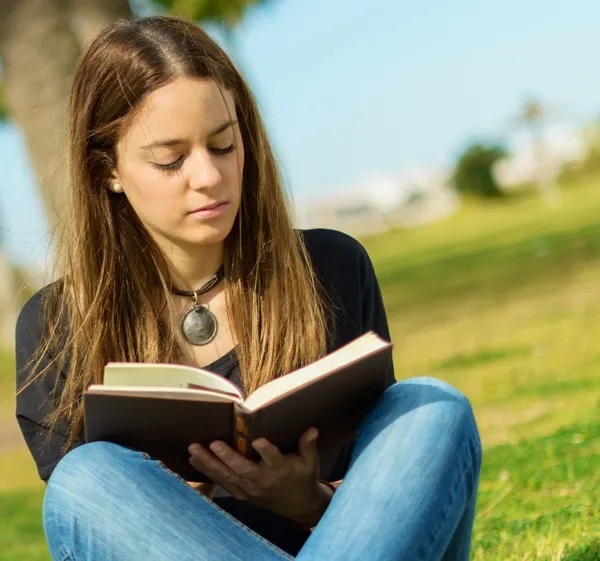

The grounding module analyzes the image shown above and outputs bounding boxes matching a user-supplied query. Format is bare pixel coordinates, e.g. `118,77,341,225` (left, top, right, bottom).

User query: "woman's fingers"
208,441,263,482
187,430,320,506
188,442,261,497
298,427,319,468
188,443,237,483
252,438,285,470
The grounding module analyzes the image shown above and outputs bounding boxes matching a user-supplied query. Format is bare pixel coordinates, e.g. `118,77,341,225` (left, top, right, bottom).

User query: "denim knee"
44,442,137,523
387,376,471,405
47,441,134,486
377,377,482,470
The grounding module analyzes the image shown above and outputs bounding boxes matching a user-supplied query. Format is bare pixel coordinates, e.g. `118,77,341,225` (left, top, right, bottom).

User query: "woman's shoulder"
16,281,62,347
299,228,369,263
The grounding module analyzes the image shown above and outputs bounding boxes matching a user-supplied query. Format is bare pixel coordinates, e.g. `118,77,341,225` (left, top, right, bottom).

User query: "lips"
189,201,227,213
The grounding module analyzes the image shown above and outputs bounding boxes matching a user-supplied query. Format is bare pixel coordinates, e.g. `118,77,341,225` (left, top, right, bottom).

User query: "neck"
165,242,225,292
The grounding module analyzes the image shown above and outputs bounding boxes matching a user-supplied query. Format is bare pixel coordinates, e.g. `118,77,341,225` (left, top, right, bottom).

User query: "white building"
293,169,459,237
493,126,587,189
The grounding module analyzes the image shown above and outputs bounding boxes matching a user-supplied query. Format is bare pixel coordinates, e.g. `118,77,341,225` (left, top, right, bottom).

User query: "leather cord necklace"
171,265,225,346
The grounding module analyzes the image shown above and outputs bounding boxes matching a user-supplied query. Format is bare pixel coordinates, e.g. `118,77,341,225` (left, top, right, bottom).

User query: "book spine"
232,408,255,459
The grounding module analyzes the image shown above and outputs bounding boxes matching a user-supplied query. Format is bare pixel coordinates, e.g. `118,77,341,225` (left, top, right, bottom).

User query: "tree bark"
0,0,131,230
0,0,80,229
70,0,132,46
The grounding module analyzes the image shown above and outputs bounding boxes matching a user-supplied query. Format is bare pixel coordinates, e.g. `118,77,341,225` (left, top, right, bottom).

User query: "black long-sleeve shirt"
15,228,395,556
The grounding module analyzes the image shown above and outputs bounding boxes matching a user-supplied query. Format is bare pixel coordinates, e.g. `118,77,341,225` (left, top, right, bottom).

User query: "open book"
84,331,393,482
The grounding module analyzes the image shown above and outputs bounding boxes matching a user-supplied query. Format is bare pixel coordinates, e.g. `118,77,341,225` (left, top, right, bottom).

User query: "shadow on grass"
435,346,530,371
563,540,600,561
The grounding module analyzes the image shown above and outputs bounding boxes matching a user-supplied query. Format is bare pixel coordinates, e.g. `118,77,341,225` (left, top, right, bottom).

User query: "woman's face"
113,77,244,251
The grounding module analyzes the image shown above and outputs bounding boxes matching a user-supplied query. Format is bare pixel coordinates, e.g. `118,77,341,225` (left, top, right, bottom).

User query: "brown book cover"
84,331,393,482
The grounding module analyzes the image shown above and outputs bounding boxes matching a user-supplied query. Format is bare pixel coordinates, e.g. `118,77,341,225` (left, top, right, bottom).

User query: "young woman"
15,16,482,561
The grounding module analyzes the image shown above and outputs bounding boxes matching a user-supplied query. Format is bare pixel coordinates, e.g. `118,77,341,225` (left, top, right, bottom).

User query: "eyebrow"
140,119,238,150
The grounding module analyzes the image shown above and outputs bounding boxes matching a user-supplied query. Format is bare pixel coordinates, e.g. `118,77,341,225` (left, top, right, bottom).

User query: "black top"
15,228,395,555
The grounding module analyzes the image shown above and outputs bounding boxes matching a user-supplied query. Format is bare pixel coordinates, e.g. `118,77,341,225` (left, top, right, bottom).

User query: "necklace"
171,266,225,346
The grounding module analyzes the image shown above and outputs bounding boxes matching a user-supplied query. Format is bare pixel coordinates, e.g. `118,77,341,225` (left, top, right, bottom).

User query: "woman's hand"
188,428,332,526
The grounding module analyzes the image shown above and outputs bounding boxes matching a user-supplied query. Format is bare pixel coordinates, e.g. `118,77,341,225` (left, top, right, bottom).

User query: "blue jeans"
43,377,482,560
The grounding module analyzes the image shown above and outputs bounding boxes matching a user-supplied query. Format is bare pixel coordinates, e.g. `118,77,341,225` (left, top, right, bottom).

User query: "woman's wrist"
287,481,336,530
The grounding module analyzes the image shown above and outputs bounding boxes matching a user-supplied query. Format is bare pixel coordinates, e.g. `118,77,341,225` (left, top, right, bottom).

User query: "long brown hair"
26,16,332,451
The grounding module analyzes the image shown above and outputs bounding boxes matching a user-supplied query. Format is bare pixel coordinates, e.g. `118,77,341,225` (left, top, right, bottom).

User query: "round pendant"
181,305,218,346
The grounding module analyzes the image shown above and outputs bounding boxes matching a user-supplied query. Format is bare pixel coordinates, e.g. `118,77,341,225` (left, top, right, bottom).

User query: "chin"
183,222,235,247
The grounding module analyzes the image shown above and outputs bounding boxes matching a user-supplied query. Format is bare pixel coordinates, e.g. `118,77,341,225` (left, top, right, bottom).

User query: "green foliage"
152,0,270,29
453,142,507,199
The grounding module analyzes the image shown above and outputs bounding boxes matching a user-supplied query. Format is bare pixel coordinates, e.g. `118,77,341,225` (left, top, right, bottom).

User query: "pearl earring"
113,183,123,193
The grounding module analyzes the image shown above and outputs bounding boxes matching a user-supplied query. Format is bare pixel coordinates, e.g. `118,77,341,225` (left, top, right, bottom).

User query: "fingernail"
189,444,202,455
210,442,225,454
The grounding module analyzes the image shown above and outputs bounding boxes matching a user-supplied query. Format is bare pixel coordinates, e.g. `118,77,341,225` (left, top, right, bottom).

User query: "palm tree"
513,97,561,205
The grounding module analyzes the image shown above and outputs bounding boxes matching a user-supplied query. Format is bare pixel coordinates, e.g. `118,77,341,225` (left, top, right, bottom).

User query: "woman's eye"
152,156,184,173
210,144,235,155
150,145,234,173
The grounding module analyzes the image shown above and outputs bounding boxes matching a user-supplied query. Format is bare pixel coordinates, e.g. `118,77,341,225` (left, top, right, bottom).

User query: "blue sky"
1,0,600,267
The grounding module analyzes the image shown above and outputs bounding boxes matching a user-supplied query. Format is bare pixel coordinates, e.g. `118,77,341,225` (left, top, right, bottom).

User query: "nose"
187,149,222,191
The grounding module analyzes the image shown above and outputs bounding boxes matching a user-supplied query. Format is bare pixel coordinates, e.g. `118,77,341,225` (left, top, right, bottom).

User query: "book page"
103,362,243,398
243,332,390,411
87,384,240,403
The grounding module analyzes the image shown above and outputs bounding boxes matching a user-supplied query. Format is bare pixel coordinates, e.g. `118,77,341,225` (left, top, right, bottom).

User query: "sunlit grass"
0,347,16,421
471,420,599,561
1,175,599,560
0,448,44,492
363,176,600,559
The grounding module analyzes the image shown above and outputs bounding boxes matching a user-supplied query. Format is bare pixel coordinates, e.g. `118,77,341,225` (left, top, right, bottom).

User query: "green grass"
472,420,599,560
1,174,600,559
363,176,600,559
0,487,47,561
0,346,16,419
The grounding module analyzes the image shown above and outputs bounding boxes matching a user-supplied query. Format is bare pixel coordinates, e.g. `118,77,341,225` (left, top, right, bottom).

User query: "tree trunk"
0,0,80,230
0,0,131,232
70,0,132,46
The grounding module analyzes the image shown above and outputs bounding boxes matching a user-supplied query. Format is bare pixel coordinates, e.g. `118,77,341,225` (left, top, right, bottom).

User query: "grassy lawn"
0,347,16,417
1,177,599,560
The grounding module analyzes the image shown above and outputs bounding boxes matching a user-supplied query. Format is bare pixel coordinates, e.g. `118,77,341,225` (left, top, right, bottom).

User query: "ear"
108,171,123,193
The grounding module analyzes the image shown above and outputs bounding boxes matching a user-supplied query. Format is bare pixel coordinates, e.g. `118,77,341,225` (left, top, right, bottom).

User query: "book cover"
84,331,393,482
